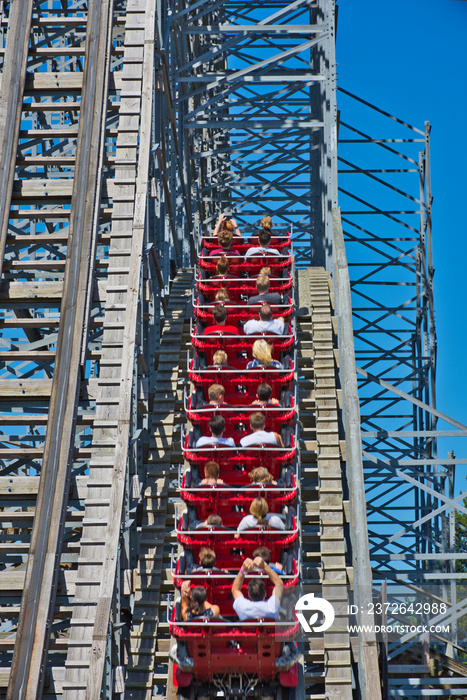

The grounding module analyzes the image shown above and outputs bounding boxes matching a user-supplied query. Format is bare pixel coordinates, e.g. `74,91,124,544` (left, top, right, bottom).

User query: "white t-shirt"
233,594,281,620
243,318,285,336
245,246,280,258
240,430,278,447
195,436,235,448
236,513,285,532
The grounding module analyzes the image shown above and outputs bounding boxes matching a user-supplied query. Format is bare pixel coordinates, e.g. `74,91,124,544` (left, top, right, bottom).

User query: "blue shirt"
246,359,283,370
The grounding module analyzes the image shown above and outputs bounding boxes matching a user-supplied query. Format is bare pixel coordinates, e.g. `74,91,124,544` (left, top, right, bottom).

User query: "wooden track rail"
8,2,113,695
0,0,34,274
63,2,155,697
0,1,160,697
298,268,353,700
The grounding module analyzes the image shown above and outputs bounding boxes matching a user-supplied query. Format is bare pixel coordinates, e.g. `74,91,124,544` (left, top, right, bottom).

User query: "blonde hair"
250,497,269,522
260,266,272,277
215,288,230,302
213,350,228,365
252,339,273,366
260,216,273,230
249,467,274,484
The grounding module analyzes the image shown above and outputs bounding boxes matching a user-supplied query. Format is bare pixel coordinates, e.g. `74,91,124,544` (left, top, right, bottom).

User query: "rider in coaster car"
169,579,221,671
207,383,228,406
253,546,283,574
180,580,220,620
246,339,283,370
231,555,283,620
245,217,280,258
195,415,235,448
200,460,225,485
209,288,232,305
243,302,285,336
251,382,280,406
247,273,283,306
203,304,238,335
235,497,285,535
208,349,236,370
192,547,229,573
209,223,240,257
248,466,277,486
230,552,301,670
212,255,234,278
196,514,224,529
213,212,242,238
240,412,283,447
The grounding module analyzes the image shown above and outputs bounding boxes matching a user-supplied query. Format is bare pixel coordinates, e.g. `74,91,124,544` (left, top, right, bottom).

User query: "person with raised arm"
231,555,283,620
209,223,240,256
213,213,242,238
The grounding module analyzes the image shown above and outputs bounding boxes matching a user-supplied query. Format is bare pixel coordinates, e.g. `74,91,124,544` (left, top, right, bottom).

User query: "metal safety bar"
175,527,298,536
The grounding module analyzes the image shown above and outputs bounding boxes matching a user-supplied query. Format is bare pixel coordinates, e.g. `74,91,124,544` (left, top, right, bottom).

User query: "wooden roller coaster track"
3,1,461,699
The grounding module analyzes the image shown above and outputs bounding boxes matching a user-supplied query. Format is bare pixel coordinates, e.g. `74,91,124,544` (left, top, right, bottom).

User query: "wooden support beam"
8,1,114,697
0,0,34,274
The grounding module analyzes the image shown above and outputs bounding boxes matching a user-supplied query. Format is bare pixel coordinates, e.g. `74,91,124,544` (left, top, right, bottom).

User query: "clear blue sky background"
337,0,467,465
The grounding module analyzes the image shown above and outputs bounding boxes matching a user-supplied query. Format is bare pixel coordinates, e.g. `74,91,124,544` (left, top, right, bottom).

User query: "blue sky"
337,0,467,463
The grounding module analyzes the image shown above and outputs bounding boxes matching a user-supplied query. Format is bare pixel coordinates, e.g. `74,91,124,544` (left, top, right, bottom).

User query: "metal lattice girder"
171,0,338,268
337,89,467,663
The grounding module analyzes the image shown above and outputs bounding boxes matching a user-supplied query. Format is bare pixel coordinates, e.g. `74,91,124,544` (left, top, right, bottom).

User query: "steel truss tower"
338,88,467,696
170,0,337,269
168,0,467,696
